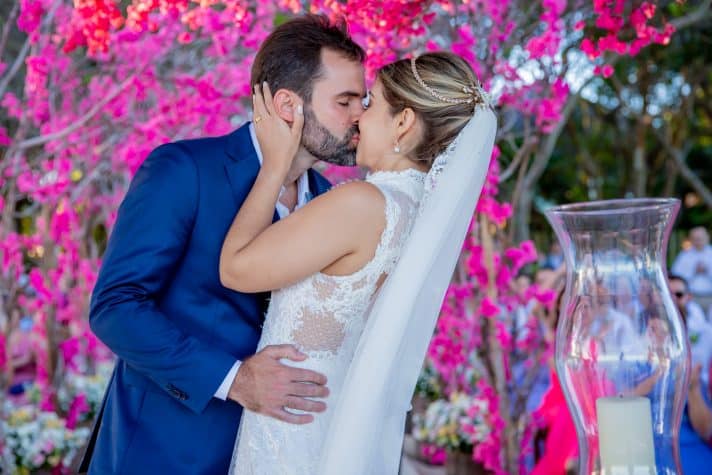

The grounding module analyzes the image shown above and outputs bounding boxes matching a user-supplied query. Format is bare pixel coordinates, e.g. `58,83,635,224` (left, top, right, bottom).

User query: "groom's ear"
272,89,299,123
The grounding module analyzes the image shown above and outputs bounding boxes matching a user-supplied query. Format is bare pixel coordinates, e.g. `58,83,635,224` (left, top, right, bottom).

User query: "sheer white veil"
317,106,497,474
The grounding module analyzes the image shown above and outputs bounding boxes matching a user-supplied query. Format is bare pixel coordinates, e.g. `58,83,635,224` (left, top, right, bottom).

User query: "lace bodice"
230,168,426,475
260,168,425,360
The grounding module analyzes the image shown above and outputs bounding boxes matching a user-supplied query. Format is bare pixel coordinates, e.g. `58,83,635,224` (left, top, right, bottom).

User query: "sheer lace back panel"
260,169,425,360
230,169,425,475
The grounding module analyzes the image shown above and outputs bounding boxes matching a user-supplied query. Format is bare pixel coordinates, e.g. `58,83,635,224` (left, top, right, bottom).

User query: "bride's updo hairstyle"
377,52,489,167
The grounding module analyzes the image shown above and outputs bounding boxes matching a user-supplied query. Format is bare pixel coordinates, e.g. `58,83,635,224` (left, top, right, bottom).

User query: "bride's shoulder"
323,180,385,208
305,181,386,226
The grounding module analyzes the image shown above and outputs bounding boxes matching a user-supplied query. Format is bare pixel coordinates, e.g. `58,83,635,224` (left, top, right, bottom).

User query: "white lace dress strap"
349,171,426,296
337,181,404,284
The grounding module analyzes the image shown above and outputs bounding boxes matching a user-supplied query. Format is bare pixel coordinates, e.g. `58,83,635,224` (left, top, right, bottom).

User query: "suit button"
166,384,183,399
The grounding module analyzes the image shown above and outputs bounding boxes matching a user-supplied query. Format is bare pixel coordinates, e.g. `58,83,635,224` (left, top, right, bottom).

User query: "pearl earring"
394,142,400,153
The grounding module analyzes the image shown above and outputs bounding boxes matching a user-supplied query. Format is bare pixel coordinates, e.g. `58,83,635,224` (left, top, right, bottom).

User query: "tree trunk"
655,130,712,209
671,151,712,209
662,159,678,198
514,187,534,244
480,215,519,473
632,121,648,197
513,94,579,243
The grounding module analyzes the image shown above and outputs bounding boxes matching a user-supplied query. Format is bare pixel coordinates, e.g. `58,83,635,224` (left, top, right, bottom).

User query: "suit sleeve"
89,143,236,414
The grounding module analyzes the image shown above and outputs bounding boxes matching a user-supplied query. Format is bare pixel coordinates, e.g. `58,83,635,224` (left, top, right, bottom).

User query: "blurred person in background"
672,227,712,312
689,363,712,449
629,307,712,475
634,275,712,475
669,274,712,394
6,309,37,401
540,240,564,270
676,326,712,474
531,288,578,475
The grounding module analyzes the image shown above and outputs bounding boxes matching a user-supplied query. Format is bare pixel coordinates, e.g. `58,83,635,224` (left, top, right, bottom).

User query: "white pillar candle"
596,396,656,475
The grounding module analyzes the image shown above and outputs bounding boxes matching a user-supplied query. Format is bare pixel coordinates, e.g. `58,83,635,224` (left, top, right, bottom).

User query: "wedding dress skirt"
229,169,425,475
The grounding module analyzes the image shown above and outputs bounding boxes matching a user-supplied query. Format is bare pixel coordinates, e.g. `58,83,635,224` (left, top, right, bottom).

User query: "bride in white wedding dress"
220,52,494,475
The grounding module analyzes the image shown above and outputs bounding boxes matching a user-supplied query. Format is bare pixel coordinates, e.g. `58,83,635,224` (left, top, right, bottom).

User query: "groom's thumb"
267,344,307,362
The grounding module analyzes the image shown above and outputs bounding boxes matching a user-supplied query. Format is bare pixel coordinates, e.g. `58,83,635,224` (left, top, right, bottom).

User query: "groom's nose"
351,105,364,122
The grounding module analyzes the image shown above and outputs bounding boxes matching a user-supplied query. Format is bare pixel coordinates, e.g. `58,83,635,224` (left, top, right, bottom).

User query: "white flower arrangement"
56,362,113,423
412,392,491,452
414,360,444,400
1,362,113,473
1,406,90,473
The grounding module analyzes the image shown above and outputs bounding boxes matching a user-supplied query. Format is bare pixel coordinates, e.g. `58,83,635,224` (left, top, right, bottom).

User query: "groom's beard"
301,105,358,167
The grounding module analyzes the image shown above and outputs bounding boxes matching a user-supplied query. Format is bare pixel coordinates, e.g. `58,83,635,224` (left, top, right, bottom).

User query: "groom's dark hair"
251,14,365,103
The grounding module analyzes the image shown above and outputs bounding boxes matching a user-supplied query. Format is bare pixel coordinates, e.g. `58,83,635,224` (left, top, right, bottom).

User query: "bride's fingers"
284,396,326,413
252,84,269,120
291,100,304,140
261,82,276,116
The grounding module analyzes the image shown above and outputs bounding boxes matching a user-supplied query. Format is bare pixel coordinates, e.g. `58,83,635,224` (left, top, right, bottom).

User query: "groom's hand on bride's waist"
227,344,329,424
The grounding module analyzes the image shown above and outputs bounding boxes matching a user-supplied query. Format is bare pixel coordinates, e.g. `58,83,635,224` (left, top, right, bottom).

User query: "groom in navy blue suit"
80,15,366,474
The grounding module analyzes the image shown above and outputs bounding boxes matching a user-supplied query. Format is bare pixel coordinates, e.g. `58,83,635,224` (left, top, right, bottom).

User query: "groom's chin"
329,156,357,167
321,160,357,168
320,150,357,167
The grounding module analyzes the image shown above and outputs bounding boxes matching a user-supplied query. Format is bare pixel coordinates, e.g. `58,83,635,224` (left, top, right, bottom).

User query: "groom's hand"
228,344,329,424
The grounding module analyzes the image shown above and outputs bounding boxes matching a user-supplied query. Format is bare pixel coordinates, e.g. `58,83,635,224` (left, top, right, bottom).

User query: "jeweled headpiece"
410,56,493,109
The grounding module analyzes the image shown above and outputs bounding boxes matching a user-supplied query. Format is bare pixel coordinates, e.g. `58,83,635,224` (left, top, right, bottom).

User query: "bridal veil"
318,107,497,474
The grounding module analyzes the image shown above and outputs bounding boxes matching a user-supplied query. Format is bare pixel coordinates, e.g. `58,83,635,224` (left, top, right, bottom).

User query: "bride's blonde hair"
377,52,487,166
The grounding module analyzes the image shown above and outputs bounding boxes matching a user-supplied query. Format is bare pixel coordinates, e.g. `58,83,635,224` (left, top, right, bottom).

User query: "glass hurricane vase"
545,198,689,475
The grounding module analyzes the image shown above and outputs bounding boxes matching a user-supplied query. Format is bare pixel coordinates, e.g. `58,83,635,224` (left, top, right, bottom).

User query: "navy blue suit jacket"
82,124,331,474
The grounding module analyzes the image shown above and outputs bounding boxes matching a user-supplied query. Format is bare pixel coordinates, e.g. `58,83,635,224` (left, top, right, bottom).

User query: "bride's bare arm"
219,83,384,293
220,181,384,293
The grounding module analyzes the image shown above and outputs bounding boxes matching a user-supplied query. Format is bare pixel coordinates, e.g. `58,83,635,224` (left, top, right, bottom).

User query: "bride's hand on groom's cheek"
227,344,329,424
253,82,304,176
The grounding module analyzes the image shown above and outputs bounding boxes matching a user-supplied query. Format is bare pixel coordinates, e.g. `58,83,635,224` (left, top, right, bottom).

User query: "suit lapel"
223,125,275,328
224,124,259,205
307,168,332,198
224,123,280,224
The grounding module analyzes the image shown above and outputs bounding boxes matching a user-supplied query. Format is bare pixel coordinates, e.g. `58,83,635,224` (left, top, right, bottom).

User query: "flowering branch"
0,39,30,100
10,74,137,151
